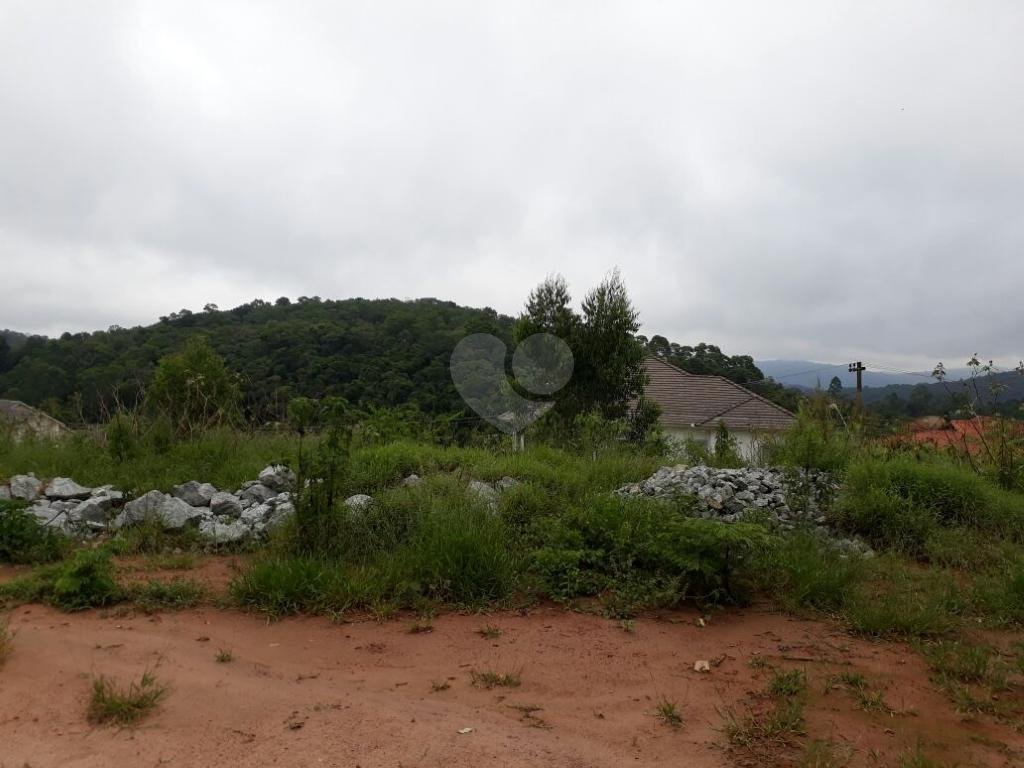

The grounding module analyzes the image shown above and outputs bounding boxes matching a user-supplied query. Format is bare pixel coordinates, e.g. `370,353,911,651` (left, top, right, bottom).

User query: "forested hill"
0,297,801,425
0,298,513,423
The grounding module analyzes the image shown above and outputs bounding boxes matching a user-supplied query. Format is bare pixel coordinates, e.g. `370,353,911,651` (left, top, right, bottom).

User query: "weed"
654,697,683,728
477,624,502,639
747,655,772,671
430,679,450,692
619,618,636,633
768,669,807,698
897,740,948,768
0,501,68,564
408,620,434,634
0,614,12,665
470,669,521,689
215,648,234,663
509,703,552,729
88,671,168,725
128,579,205,612
144,553,196,571
799,740,851,768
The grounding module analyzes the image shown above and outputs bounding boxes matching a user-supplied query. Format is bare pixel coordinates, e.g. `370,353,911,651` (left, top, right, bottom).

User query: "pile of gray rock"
616,464,872,556
0,464,298,544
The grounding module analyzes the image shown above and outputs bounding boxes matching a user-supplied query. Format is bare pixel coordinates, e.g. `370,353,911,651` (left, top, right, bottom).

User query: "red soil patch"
2,593,1022,767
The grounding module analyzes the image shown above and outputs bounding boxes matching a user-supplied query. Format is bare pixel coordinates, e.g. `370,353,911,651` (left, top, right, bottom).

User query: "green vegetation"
654,697,683,728
215,648,234,663
0,499,67,564
88,671,168,726
0,614,12,666
127,579,205,612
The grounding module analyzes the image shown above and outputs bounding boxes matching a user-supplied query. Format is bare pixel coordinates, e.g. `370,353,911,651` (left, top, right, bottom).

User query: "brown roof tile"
643,357,795,432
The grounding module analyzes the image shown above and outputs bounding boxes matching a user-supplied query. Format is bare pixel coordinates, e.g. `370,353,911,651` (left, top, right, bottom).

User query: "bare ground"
1,558,1023,767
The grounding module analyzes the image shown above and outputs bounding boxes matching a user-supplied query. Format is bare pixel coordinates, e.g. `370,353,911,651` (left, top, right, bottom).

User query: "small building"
0,399,71,441
642,357,795,459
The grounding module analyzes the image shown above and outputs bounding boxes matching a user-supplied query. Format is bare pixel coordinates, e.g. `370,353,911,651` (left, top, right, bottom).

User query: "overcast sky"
2,2,1023,371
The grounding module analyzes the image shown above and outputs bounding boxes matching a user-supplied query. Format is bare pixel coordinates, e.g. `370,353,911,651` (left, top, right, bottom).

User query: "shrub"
0,501,67,564
48,549,122,611
762,397,856,473
528,496,768,614
2,549,122,611
833,457,1024,554
971,559,1024,626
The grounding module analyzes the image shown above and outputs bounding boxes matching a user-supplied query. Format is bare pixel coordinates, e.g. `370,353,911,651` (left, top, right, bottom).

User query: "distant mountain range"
755,359,970,390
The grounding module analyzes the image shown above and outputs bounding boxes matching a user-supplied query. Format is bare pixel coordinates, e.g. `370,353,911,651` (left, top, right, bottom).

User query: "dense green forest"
0,297,800,424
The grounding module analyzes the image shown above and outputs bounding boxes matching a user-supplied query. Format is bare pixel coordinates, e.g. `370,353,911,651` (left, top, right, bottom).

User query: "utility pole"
848,361,865,410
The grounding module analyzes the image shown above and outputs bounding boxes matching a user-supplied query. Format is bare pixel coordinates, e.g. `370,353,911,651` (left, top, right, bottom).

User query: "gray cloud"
2,1,1023,371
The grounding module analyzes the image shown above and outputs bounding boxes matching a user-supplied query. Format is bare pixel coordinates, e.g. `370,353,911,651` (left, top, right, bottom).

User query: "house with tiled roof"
642,357,795,458
0,399,70,441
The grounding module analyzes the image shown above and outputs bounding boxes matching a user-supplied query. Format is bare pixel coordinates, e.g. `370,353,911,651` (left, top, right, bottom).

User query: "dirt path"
3,598,1022,768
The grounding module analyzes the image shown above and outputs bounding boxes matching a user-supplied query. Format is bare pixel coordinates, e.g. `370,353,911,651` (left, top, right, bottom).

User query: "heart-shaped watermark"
450,333,573,434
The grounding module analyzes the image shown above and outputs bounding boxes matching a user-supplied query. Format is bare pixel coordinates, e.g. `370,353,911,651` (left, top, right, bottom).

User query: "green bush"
833,458,1024,554
2,549,124,611
0,500,67,564
527,496,768,614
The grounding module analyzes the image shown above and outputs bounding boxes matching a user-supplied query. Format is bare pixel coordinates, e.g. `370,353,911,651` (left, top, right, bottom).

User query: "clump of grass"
768,668,807,697
128,579,205,612
844,560,962,638
747,655,772,671
654,697,683,728
430,679,450,692
799,740,850,768
477,624,502,639
619,618,636,633
470,669,521,689
825,671,893,714
920,640,993,685
898,740,949,768
0,615,13,665
144,553,196,571
408,620,434,634
721,698,806,747
755,533,866,615
215,648,234,663
88,671,168,725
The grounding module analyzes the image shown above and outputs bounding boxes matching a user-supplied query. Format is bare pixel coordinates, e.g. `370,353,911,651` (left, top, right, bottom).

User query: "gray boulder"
159,497,209,530
113,489,167,529
258,464,296,492
171,480,218,507
240,502,273,526
210,491,242,517
467,480,498,506
241,483,276,504
90,485,124,503
264,500,294,531
9,474,42,501
402,474,422,487
344,493,374,511
75,496,115,525
0,485,10,500
199,519,250,544
44,477,92,500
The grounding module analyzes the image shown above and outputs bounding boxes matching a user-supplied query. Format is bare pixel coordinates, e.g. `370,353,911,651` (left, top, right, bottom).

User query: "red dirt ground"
1,560,1023,767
